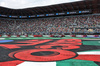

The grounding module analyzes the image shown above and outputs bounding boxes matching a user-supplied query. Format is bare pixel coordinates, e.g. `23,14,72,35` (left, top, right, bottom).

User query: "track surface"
0,38,100,66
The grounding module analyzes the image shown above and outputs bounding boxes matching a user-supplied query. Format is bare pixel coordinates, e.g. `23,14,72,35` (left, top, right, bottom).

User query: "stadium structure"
0,0,100,66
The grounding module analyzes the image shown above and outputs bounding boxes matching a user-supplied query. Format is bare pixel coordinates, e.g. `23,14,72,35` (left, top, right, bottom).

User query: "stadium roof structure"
0,0,99,16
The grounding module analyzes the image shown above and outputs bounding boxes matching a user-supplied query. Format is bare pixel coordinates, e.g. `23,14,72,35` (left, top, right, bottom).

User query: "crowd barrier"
0,35,100,38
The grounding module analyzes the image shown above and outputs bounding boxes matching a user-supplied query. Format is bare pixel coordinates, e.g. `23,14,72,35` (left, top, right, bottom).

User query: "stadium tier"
0,14,100,35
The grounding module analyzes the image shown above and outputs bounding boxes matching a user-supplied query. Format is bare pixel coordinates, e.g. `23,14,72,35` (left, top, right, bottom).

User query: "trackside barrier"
71,35,76,37
50,35,65,37
76,35,83,38
95,35,99,37
0,35,100,38
65,35,71,37
2,35,10,37
11,35,20,37
50,35,54,37
28,35,34,37
61,35,65,37
43,35,50,37
20,35,28,37
76,35,87,38
87,35,96,38
34,35,42,37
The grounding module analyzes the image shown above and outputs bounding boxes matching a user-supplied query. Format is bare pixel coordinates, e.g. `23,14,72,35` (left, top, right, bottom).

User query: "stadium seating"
0,15,100,35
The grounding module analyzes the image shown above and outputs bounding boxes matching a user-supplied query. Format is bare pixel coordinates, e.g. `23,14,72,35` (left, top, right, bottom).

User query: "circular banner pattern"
10,49,77,62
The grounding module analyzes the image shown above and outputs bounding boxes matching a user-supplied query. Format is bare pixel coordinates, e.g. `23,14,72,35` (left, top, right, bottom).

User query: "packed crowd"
0,15,100,35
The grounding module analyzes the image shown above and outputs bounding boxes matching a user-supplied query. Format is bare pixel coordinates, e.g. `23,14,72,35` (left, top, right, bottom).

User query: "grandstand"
0,15,100,35
0,0,100,36
0,0,100,66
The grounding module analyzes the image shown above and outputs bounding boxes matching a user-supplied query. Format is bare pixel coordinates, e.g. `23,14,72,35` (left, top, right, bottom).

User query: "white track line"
17,61,56,66
77,51,100,55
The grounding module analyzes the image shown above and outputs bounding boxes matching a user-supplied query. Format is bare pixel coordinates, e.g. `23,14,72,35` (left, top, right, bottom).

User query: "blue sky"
0,0,82,9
